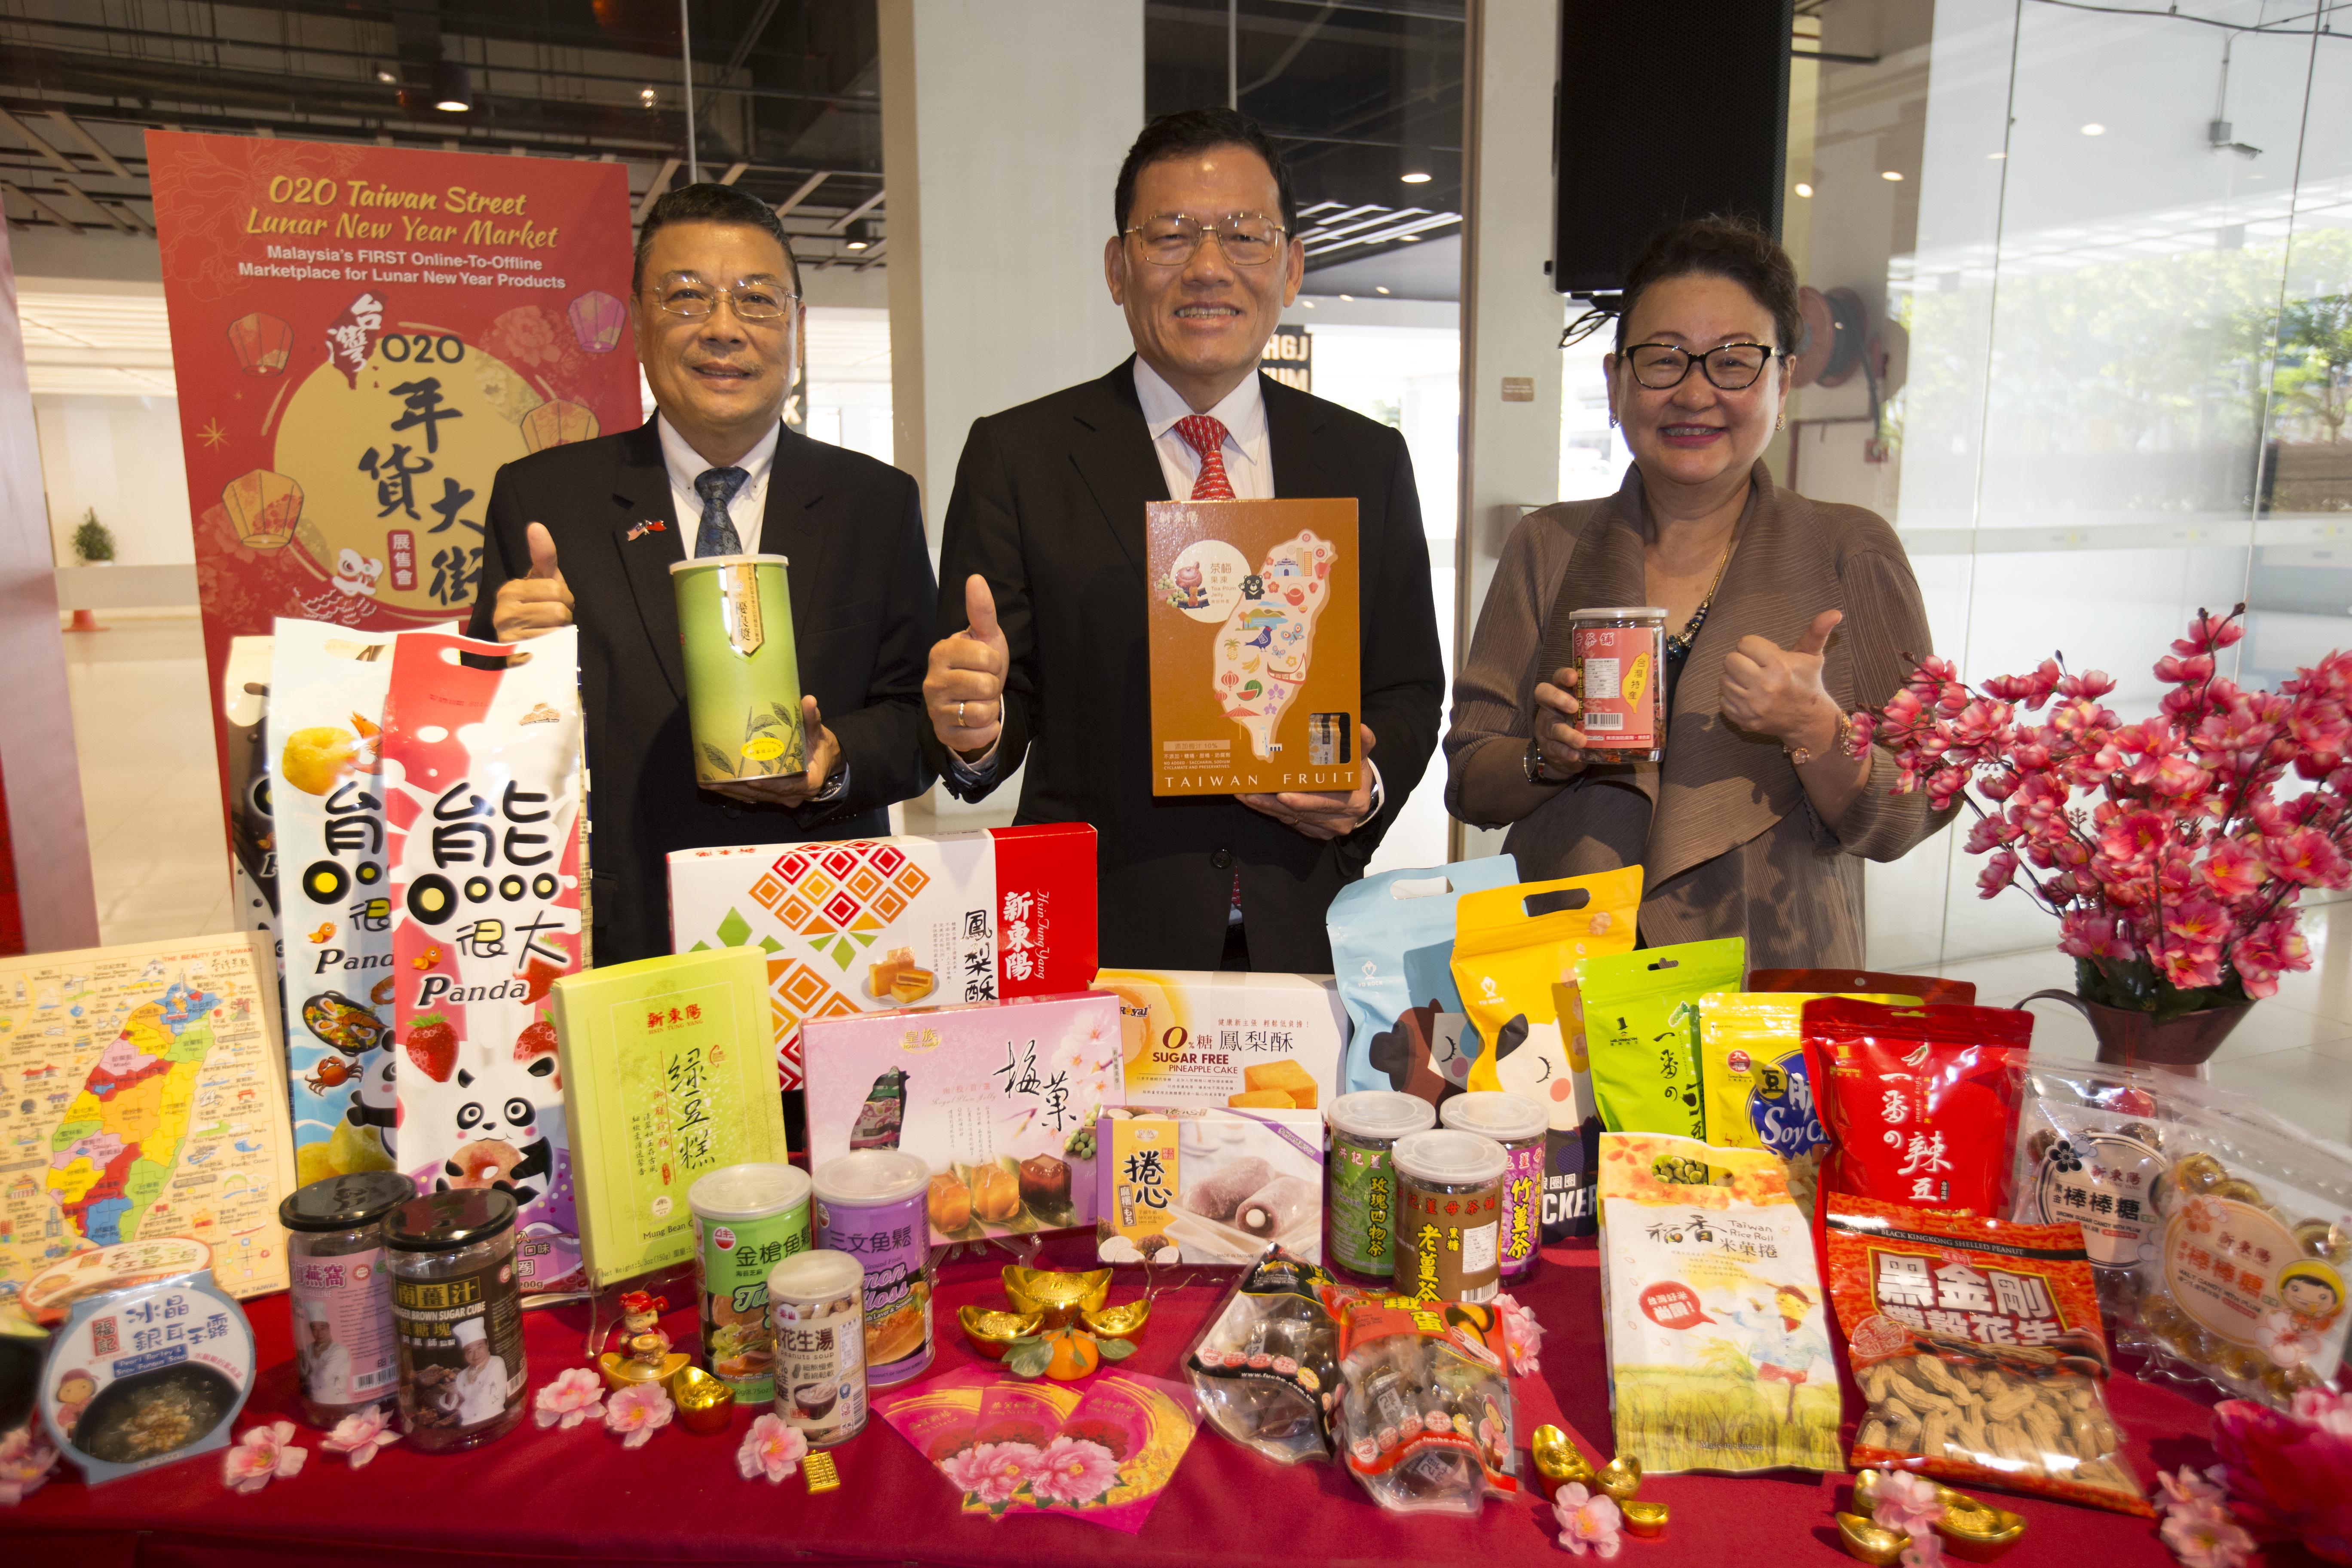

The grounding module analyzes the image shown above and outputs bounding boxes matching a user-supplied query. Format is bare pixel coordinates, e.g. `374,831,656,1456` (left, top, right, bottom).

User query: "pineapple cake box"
802,991,1127,1245
1091,968,1348,1111
1145,497,1360,796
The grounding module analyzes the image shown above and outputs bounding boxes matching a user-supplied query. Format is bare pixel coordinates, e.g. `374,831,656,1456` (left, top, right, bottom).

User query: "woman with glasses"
1442,217,1950,968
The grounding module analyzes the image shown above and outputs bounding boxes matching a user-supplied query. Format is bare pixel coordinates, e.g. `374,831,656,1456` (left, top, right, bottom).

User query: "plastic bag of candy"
1803,999,2031,1217
1184,1247,1352,1465
2008,1059,2352,1409
1334,1293,1519,1515
1824,1192,2152,1516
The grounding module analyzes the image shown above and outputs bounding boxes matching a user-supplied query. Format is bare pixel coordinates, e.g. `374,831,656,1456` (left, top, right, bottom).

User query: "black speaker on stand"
1553,0,1795,301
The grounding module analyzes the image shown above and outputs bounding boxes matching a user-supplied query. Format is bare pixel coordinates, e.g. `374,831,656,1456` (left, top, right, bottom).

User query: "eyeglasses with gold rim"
643,272,800,322
1121,213,1290,267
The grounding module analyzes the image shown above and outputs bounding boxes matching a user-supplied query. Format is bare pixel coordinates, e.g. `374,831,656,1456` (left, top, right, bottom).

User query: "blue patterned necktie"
692,466,749,557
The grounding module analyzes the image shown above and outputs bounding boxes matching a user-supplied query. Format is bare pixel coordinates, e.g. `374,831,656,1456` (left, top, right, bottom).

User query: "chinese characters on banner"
145,131,637,845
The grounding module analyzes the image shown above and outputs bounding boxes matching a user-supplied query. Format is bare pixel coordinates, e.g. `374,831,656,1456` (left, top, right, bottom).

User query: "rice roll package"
1596,1131,1841,1474
1326,855,1520,1100
1453,867,1642,1243
1579,939,1745,1139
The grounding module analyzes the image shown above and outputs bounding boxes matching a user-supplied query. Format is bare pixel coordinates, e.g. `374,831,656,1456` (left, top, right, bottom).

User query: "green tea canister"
669,553,805,785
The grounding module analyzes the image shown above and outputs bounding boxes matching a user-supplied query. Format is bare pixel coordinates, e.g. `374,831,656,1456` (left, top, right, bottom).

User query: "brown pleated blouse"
1442,461,1955,969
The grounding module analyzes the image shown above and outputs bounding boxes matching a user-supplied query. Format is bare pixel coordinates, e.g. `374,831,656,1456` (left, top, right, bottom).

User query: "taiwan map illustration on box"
1146,498,1360,796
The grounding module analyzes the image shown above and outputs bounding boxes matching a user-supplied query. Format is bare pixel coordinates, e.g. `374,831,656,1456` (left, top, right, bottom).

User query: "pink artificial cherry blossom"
1493,1292,1545,1375
1870,1468,1945,1541
532,1366,606,1430
1553,1481,1623,1558
319,1406,401,1468
0,1428,59,1505
603,1381,674,1449
221,1420,307,1494
735,1413,808,1484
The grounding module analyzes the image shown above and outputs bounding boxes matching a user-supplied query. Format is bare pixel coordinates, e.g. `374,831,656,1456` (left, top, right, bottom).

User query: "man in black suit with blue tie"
472,185,937,968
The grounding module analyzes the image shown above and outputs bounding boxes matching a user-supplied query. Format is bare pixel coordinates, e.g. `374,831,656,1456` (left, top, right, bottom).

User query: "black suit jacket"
929,360,1445,971
472,420,937,965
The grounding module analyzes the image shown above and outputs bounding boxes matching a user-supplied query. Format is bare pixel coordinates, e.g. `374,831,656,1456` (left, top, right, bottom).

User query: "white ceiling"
15,279,175,395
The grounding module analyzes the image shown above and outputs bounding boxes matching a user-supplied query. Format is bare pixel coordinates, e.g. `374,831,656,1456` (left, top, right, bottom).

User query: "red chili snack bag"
1803,999,2031,1216
1823,1193,2151,1516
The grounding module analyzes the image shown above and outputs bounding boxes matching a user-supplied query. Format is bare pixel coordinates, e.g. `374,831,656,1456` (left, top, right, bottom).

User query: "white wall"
33,395,195,567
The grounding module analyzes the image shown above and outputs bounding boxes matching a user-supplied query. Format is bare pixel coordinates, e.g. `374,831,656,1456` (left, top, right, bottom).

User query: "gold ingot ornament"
1838,1512,1910,1567
1850,1472,2026,1562
1620,1499,1669,1538
669,1365,736,1434
1001,1265,1111,1329
1595,1455,1642,1503
1079,1298,1150,1342
958,1305,1044,1360
1529,1425,1596,1498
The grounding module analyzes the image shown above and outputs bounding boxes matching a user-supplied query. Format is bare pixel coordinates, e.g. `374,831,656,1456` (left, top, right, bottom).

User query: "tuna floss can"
1438,1092,1548,1283
689,1162,812,1403
1326,1090,1437,1281
670,553,805,786
1390,1129,1508,1305
768,1249,868,1448
1569,606,1667,761
812,1150,935,1386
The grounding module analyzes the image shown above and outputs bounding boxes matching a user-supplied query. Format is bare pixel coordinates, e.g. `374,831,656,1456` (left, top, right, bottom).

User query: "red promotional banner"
146,130,639,816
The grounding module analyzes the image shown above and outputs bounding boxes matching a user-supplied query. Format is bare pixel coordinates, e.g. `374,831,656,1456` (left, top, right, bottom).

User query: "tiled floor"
59,613,2352,1144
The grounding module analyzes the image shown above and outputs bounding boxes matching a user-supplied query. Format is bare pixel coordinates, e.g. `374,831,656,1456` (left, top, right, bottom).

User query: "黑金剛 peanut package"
1823,1191,2150,1516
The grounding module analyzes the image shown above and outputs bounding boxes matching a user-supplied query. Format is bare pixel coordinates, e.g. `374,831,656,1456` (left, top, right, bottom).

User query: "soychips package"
270,619,419,1185
1579,938,1745,1140
1453,868,1642,1242
1335,1293,1520,1515
1596,1131,1841,1474
1697,990,1914,1219
1326,856,1519,1102
1824,1192,2151,1516
384,628,588,1294
2013,1063,2352,1410
1804,1000,2031,1219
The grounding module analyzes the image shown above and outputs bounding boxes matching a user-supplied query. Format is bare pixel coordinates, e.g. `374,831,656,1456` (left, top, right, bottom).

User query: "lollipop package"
1803,1000,2031,1218
1334,1294,1519,1515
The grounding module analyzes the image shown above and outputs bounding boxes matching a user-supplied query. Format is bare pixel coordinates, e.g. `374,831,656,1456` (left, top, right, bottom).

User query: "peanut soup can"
1569,606,1667,761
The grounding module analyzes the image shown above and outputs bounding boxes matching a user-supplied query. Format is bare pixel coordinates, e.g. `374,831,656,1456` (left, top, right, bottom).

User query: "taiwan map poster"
145,131,639,823
0,932,297,1302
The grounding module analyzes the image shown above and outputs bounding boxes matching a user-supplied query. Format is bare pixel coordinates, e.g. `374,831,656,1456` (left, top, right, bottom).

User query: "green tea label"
1327,1135,1397,1277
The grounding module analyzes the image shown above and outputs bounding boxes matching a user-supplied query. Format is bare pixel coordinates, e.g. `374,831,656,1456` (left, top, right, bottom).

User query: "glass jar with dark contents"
1568,606,1668,762
385,1189,526,1452
279,1171,415,1427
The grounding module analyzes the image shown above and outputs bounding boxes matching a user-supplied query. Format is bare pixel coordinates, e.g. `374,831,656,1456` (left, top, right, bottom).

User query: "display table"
4,1232,2283,1567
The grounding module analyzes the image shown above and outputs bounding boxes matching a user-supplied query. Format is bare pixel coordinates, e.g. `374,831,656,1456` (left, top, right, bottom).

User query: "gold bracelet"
1785,709,1851,768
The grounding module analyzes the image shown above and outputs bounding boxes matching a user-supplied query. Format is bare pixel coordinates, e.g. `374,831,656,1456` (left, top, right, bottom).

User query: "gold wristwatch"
1785,709,1854,768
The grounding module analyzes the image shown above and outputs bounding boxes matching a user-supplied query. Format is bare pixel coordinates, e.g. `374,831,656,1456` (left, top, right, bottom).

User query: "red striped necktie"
1173,414,1237,500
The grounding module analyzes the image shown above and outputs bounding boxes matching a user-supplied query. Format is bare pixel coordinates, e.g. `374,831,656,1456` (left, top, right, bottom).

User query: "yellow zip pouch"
1580,938,1746,1141
1695,991,1912,1220
1454,867,1642,1242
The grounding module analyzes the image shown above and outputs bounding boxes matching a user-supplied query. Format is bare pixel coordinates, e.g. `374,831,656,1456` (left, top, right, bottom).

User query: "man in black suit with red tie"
920,108,1446,972
472,184,936,968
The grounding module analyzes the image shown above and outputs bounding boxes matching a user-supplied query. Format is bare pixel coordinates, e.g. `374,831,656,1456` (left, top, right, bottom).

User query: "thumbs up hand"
925,573,1010,760
493,522,575,643
1721,608,1843,754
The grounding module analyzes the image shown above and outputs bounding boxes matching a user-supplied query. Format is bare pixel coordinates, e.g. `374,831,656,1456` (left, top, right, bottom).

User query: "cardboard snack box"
666,824,1097,1091
1096,1107,1326,1266
1091,969,1348,1112
802,991,1125,1245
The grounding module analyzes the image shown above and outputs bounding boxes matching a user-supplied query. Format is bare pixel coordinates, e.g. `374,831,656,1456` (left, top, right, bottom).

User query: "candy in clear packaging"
1183,1248,1350,1465
1333,1294,1518,1514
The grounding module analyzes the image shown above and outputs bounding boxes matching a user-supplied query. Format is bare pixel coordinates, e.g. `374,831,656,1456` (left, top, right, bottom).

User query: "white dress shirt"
658,414,778,556
1133,356,1273,501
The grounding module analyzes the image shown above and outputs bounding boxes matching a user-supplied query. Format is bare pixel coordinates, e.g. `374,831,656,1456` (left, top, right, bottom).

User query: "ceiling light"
1375,286,1390,295
1399,171,1431,184
640,86,658,106
1339,293,1354,302
431,60,472,113
1987,150,2007,159
1880,170,1904,181
1400,233,1421,241
1302,300,1315,309
845,239,867,251
375,67,397,84
2081,122,2106,136
1794,181,1814,197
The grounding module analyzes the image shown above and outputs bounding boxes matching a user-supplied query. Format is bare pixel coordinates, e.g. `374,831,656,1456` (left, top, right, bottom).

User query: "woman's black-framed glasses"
1123,213,1288,267
1622,342,1776,390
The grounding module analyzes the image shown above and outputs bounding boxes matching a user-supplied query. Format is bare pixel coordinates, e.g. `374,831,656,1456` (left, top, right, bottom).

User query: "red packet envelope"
955,1379,1084,1517
1028,1371,1203,1534
874,1371,986,1466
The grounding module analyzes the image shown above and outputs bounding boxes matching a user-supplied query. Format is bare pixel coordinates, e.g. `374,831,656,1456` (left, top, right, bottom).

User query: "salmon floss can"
688,1162,812,1403
812,1150,935,1386
1569,606,1667,761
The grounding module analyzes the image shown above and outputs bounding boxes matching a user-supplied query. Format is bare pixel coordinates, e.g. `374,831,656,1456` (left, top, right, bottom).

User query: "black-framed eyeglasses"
1621,341,1776,390
644,271,799,321
1121,213,1289,267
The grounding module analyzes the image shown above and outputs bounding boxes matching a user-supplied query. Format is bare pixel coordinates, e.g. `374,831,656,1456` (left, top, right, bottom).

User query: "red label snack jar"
1569,607,1667,761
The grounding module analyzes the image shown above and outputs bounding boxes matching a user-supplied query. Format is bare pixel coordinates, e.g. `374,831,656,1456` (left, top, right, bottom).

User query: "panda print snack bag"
384,628,588,1294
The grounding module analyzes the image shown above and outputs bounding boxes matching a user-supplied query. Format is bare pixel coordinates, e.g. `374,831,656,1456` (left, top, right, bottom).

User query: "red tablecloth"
0,1232,2291,1567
